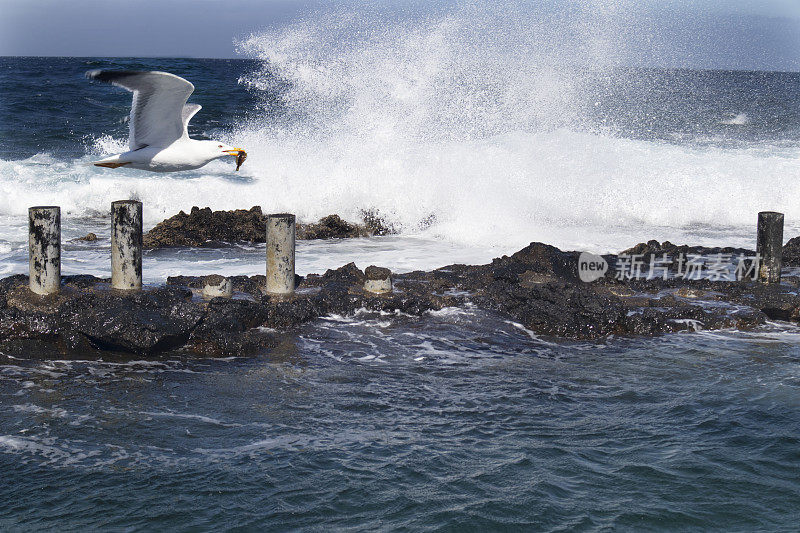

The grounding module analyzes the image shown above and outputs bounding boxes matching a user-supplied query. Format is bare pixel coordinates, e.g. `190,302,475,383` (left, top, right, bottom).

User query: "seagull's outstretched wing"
87,70,195,150
181,103,202,139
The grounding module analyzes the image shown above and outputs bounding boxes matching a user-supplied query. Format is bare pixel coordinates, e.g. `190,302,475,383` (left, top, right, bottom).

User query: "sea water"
1,3,800,530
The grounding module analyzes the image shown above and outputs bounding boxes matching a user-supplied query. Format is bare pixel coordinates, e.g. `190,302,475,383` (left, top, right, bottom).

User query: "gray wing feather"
181,104,202,138
87,70,195,150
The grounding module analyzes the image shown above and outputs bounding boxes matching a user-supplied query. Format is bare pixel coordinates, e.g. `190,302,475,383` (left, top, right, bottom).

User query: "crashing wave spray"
1,1,798,255
230,1,800,250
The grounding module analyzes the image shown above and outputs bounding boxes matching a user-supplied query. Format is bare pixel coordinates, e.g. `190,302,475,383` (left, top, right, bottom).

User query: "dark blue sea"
1,8,800,530
2,317,800,531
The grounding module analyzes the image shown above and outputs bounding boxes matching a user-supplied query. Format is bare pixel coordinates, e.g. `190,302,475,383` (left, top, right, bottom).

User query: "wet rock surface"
3,241,800,360
75,232,98,242
623,238,800,268
621,239,754,259
782,236,800,267
365,266,391,280
143,206,392,248
296,214,373,240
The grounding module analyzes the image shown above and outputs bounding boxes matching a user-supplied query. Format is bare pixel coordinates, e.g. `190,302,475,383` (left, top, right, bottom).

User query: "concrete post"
364,266,392,294
28,206,61,295
203,275,233,299
757,211,784,284
111,200,143,290
266,213,295,295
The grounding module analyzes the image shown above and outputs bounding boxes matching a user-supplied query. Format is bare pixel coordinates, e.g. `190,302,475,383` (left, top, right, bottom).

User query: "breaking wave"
0,1,798,254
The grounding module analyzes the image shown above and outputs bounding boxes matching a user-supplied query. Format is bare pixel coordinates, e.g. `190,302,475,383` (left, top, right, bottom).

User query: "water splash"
0,3,798,256
226,2,800,249
721,112,750,125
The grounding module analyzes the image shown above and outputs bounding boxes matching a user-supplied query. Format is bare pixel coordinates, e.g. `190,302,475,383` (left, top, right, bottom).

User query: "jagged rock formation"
2,242,798,360
143,206,392,248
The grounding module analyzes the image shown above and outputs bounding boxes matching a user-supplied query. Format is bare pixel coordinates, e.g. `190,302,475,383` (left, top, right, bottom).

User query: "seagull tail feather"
92,154,130,169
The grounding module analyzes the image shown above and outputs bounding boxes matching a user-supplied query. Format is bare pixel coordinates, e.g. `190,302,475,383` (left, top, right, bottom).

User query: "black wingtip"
85,70,146,83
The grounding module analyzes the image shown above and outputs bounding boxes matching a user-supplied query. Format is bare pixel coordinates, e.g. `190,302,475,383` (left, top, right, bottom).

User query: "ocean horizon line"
2,55,798,75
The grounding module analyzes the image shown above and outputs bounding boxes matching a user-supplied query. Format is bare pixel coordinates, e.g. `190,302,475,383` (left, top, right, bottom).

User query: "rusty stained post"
756,211,784,284
28,206,61,295
111,200,143,290
265,213,295,295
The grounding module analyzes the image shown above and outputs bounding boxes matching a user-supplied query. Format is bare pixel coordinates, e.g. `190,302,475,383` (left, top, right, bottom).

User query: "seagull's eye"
218,145,223,148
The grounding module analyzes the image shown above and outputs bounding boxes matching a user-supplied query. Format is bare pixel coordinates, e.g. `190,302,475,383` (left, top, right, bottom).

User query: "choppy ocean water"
2,315,800,530
2,6,800,529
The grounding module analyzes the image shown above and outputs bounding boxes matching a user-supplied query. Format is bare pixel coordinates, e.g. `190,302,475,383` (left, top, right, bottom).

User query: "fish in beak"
224,148,247,171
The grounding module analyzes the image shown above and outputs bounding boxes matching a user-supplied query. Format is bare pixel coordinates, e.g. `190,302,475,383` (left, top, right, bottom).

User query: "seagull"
86,70,246,172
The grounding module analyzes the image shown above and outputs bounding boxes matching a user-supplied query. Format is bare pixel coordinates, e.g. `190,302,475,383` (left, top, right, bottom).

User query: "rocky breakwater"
2,242,800,360
143,206,392,248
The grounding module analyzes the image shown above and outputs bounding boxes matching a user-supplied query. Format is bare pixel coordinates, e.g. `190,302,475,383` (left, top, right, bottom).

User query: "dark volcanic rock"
398,242,778,339
617,240,758,275
296,215,370,240
144,207,392,248
782,236,800,267
621,240,754,259
62,287,204,354
144,206,266,248
473,280,625,338
0,280,204,356
0,267,448,359
166,274,304,298
365,266,391,280
75,233,98,242
502,242,580,281
2,241,799,360
321,262,366,284
187,298,275,357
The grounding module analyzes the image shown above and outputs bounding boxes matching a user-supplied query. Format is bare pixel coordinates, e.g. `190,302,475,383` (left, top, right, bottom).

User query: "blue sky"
1,0,798,71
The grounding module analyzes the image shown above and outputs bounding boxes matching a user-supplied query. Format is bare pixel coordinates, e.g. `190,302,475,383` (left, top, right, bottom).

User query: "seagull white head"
86,70,247,173
199,140,248,169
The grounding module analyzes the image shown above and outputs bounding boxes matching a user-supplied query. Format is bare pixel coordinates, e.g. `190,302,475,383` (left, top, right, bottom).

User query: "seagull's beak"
223,148,246,156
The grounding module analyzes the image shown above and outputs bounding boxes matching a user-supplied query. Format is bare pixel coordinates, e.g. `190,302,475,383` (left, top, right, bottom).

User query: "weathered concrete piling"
111,200,143,290
265,213,296,295
28,206,61,295
202,275,233,299
364,266,392,294
757,211,784,284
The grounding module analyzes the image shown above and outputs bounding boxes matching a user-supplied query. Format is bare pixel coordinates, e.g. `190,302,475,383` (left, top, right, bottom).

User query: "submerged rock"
75,233,98,242
143,206,392,248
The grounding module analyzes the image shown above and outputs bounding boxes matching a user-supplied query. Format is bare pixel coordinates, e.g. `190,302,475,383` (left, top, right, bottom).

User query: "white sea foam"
227,3,800,253
140,411,240,427
90,134,129,156
721,113,750,125
12,404,69,418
